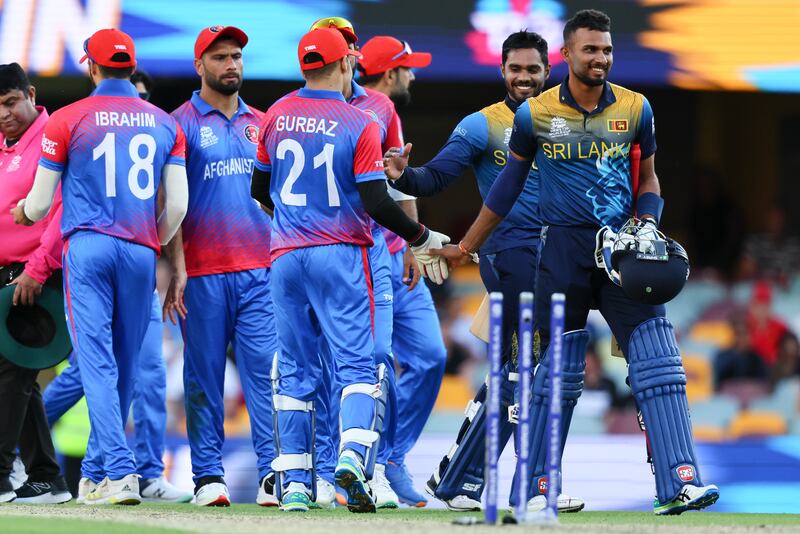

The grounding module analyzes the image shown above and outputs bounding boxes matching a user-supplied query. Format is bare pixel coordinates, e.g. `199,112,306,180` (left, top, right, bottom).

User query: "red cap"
80,29,136,68
752,281,773,304
194,26,248,59
357,36,431,76
298,28,361,72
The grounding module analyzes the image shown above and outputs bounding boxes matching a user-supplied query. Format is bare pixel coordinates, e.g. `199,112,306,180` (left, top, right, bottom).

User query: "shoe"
654,484,719,515
527,494,585,513
193,477,230,507
14,476,71,504
0,477,16,503
76,477,97,504
370,464,399,509
335,450,376,513
386,461,427,507
84,474,141,505
424,477,480,511
280,482,310,512
310,477,336,509
140,476,192,503
256,473,279,507
10,456,26,490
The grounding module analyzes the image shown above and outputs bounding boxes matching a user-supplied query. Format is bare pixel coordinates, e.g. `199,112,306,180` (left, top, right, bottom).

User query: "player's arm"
356,121,450,284
633,97,663,225
436,102,537,265
158,164,188,244
385,113,485,197
251,116,274,215
14,166,61,225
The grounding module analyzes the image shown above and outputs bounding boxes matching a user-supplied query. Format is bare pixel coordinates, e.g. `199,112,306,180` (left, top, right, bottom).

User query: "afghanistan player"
166,26,276,507
435,10,719,515
43,75,191,504
356,35,448,507
386,30,582,513
251,27,448,513
16,28,188,505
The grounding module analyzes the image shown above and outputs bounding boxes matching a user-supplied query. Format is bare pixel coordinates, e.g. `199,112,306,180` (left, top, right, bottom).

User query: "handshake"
409,229,480,285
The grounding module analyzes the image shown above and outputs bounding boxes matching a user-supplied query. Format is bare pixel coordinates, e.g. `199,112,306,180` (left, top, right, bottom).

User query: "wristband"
458,241,480,264
636,192,664,226
409,225,429,248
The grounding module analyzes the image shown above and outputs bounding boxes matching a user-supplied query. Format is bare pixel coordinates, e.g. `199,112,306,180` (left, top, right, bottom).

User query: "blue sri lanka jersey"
446,98,540,254
509,78,656,231
39,79,185,253
255,88,386,261
171,92,271,277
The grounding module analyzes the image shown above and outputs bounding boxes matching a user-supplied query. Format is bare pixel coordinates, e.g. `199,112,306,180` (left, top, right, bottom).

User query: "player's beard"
390,87,411,108
206,72,242,95
574,64,608,87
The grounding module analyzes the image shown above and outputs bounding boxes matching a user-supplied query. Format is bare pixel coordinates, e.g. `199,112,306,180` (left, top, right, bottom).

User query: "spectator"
770,333,800,389
575,343,627,419
714,314,768,389
739,206,800,285
747,281,790,366
687,166,745,280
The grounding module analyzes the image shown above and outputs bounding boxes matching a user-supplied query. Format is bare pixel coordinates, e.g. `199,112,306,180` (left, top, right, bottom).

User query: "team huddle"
2,8,720,517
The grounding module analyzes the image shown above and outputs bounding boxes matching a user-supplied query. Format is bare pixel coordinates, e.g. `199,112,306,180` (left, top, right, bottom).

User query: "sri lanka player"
434,10,719,515
386,30,583,513
15,28,188,505
167,26,276,507
251,27,448,513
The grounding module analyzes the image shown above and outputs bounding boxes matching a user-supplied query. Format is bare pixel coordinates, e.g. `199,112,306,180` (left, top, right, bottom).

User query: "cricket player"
166,26,276,507
15,28,188,505
434,10,719,515
42,75,191,504
386,30,581,513
356,35,449,507
250,27,448,513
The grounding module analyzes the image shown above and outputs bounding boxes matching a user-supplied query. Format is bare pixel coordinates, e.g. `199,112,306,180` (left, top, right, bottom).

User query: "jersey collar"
558,76,616,115
190,91,251,119
504,94,523,113
91,78,139,98
347,79,367,103
299,87,346,102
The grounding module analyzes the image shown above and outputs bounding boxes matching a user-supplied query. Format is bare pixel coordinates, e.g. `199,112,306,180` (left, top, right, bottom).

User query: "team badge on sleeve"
244,124,259,144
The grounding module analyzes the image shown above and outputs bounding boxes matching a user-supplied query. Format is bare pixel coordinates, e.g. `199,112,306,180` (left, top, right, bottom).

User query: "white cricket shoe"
256,473,279,507
140,476,192,503
193,481,230,507
313,477,336,509
527,493,585,513
370,464,399,509
76,477,97,504
10,456,26,490
84,474,141,505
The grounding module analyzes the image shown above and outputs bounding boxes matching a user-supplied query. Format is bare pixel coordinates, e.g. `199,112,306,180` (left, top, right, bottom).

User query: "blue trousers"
181,268,275,483
44,292,166,481
63,232,155,480
272,245,377,486
389,247,447,465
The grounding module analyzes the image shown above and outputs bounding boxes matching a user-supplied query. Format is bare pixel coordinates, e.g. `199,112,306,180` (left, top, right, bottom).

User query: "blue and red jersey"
255,88,385,261
172,92,271,277
39,79,185,252
349,82,408,255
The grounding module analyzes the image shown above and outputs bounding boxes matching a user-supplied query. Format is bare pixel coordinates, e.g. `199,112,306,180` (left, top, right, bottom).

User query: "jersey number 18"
93,132,156,200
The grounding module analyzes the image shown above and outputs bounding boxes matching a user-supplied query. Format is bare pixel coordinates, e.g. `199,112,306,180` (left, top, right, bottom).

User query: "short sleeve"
255,115,272,172
507,100,538,160
637,97,657,159
38,112,69,172
354,121,385,183
383,109,403,152
167,122,186,166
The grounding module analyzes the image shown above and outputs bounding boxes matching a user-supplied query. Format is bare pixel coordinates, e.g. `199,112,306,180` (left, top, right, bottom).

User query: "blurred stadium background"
4,0,800,514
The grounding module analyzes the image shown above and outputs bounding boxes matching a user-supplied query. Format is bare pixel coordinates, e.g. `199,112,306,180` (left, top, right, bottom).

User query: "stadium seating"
728,410,787,438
